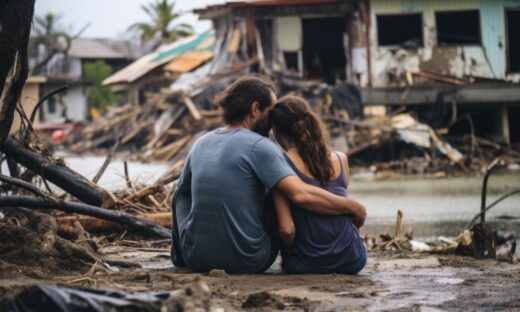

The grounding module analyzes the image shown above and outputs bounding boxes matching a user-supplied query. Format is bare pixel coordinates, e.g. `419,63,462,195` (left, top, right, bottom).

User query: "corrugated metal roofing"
164,51,213,73
102,32,215,86
152,32,214,62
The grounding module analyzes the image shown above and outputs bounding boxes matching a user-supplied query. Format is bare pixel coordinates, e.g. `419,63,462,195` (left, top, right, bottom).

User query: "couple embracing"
171,75,367,274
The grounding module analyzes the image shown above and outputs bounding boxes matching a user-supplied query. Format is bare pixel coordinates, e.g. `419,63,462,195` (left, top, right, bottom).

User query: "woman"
269,96,367,274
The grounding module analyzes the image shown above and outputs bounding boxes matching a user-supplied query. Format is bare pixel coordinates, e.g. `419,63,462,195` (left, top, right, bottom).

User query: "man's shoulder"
191,128,272,154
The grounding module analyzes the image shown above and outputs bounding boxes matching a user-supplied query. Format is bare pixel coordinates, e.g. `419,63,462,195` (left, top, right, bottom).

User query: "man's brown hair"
214,75,277,124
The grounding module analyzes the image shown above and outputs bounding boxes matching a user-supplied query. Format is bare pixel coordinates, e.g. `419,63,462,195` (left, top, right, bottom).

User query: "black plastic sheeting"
331,83,364,120
9,285,170,312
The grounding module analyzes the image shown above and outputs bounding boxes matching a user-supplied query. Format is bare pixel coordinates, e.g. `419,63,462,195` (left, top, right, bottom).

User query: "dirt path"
1,246,519,311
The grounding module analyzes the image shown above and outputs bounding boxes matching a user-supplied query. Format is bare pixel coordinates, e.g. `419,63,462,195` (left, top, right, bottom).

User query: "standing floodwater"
350,173,520,247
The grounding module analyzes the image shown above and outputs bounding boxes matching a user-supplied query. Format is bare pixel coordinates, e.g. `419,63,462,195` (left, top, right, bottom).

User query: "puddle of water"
370,267,459,311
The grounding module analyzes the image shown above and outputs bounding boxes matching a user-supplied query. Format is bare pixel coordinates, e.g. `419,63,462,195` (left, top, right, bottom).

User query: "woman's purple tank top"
283,152,364,269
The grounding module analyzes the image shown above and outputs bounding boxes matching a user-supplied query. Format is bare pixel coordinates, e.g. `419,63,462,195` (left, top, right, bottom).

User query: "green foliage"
83,61,121,111
129,0,193,48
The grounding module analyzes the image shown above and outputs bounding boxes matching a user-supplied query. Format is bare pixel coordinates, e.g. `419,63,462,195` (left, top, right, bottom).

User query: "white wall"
43,85,88,123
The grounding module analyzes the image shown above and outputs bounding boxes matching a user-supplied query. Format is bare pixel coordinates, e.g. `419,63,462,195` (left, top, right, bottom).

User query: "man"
171,75,366,273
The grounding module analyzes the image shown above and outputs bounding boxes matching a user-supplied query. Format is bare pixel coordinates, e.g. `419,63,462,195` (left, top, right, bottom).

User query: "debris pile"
66,91,222,162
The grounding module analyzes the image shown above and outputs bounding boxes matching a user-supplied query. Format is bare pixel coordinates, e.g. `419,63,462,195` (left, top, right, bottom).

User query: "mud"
0,210,95,277
1,243,519,311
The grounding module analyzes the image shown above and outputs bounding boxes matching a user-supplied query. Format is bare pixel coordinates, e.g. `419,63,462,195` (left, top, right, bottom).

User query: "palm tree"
130,0,193,48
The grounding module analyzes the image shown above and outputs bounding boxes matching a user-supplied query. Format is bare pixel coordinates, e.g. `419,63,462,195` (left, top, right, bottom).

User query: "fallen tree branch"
0,137,112,206
0,195,171,238
0,173,47,197
465,189,520,229
30,84,68,124
92,137,121,184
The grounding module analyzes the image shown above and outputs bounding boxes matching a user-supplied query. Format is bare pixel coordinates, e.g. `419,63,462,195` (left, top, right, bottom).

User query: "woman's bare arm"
273,189,295,249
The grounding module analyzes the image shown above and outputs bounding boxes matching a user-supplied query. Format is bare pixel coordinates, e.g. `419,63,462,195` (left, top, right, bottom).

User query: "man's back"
176,128,294,273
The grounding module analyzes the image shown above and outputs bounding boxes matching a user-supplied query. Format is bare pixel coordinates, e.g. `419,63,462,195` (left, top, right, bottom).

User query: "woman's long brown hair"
269,96,334,185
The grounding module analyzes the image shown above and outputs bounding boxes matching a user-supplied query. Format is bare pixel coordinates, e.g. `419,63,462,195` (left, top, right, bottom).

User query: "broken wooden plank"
57,212,172,237
0,195,171,238
183,96,202,121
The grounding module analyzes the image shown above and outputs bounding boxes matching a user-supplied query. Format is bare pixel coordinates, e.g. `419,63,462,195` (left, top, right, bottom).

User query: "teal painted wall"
478,0,520,77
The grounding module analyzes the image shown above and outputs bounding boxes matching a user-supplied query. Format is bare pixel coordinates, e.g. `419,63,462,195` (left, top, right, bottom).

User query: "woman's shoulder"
329,151,348,164
330,151,349,179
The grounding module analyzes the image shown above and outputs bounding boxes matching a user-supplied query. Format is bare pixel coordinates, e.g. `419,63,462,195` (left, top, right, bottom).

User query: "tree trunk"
0,0,35,144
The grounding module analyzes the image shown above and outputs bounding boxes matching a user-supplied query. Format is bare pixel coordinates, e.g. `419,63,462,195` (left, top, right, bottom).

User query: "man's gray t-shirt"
175,128,295,273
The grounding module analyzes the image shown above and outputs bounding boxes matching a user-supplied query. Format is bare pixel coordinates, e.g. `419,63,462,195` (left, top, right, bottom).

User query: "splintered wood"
66,91,222,162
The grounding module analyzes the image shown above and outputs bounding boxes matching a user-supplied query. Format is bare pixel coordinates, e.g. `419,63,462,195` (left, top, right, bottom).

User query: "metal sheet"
164,51,213,73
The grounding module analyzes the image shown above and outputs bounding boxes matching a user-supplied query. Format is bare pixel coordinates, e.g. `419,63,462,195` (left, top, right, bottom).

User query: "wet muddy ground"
1,245,519,311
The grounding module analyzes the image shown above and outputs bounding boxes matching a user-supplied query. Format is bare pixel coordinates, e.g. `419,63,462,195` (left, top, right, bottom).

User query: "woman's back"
284,151,364,271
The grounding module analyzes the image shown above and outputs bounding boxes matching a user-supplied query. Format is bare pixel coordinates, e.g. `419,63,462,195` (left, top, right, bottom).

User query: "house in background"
194,0,363,85
31,38,137,124
193,0,520,143
102,32,215,104
365,0,520,144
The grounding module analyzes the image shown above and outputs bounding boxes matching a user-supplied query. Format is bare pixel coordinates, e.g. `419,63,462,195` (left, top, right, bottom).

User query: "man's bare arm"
275,176,366,225
273,189,295,249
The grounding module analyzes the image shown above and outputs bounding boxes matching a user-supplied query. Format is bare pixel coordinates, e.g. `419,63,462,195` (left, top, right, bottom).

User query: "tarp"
9,285,170,312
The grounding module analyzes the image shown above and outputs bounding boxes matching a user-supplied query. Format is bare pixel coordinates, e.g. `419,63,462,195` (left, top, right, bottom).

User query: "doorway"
302,17,347,84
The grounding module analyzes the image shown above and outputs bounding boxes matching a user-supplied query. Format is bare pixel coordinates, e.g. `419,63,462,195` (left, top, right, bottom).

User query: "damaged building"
193,0,520,146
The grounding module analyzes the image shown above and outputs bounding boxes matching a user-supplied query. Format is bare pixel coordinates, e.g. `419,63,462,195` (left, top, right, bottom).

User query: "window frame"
435,9,482,47
375,12,424,48
505,7,520,74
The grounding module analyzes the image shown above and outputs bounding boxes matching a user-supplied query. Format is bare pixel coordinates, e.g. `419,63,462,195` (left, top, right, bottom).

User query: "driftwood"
0,137,112,207
378,210,405,250
0,195,171,238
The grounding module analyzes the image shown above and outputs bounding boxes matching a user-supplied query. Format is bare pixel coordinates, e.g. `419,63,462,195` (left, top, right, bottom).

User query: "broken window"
376,14,423,47
507,9,520,73
436,10,481,46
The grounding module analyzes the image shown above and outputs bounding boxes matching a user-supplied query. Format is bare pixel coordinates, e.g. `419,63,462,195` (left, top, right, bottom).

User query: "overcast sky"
35,0,224,39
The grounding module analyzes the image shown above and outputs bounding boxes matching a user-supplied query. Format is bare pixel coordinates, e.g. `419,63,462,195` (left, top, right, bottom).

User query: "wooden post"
501,104,510,145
